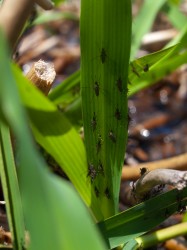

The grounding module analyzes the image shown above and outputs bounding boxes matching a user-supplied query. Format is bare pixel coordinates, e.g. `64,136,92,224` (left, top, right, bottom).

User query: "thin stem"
136,222,187,249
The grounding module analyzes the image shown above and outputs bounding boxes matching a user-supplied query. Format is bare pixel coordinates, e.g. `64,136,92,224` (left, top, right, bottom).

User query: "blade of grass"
99,187,187,249
33,11,78,25
129,49,187,97
0,124,25,249
136,221,187,249
81,0,131,218
131,0,167,59
163,2,187,30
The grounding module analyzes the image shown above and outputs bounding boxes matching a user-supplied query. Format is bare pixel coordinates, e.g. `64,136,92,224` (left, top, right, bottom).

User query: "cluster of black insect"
87,160,105,183
87,163,97,183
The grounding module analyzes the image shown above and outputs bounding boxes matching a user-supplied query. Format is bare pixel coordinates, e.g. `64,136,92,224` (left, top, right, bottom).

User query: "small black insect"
87,163,97,183
94,186,100,197
100,48,107,64
96,134,102,154
94,81,100,97
97,160,104,176
91,112,97,131
115,108,122,121
143,64,149,72
131,63,140,78
140,168,148,176
104,187,111,199
109,130,116,143
116,77,123,93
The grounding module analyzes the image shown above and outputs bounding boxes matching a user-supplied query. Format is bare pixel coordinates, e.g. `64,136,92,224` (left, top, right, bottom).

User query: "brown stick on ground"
122,153,187,181
26,59,56,95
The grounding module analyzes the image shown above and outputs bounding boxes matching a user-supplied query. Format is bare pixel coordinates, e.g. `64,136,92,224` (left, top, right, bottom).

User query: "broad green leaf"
0,124,25,250
0,29,106,250
99,187,187,249
12,64,102,221
81,0,131,218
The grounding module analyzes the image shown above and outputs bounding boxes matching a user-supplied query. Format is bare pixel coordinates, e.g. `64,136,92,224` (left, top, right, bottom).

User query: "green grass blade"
131,0,167,59
49,69,80,106
129,49,187,96
81,0,131,218
163,2,187,30
0,124,25,249
33,11,78,25
12,64,102,220
99,187,187,249
166,22,187,50
0,29,106,250
123,239,139,250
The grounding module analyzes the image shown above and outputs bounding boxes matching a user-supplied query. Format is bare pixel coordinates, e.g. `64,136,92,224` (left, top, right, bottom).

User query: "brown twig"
26,59,56,95
122,153,187,181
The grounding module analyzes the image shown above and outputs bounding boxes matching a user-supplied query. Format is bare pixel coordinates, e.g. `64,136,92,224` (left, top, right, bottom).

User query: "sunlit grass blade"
131,0,167,59
99,187,187,249
122,239,139,250
129,49,187,97
33,11,78,25
0,29,106,250
163,2,187,30
81,0,131,218
0,124,25,250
